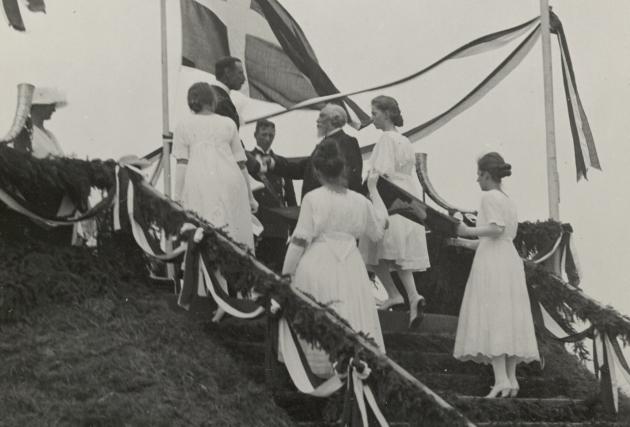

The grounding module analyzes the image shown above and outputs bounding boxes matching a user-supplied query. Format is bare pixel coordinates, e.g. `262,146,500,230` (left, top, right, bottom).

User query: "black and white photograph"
1,1,629,425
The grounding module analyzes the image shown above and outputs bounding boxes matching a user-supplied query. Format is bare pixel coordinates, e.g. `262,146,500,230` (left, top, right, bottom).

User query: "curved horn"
415,153,476,215
1,83,34,143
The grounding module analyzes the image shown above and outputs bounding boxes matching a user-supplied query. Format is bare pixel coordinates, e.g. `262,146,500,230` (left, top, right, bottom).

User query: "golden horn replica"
0,83,35,143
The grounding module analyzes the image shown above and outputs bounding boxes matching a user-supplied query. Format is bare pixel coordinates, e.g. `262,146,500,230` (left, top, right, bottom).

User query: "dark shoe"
408,297,426,330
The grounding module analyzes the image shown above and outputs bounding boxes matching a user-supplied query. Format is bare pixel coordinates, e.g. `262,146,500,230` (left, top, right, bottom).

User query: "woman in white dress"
452,152,540,398
282,139,388,378
360,95,431,328
173,82,258,322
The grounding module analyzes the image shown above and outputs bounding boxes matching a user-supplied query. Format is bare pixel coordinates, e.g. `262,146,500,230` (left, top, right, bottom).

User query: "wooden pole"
540,0,560,221
160,0,171,198
160,0,175,283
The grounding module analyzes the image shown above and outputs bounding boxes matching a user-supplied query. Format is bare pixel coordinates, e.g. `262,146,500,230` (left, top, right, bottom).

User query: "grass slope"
0,228,294,426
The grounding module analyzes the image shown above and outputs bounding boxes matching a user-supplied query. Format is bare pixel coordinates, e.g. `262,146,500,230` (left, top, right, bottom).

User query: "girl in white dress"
173,82,258,322
360,95,430,328
282,140,388,378
452,152,540,398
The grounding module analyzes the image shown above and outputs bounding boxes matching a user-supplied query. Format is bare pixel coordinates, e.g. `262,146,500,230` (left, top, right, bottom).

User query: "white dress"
360,131,430,271
453,190,540,364
172,114,253,250
292,187,387,377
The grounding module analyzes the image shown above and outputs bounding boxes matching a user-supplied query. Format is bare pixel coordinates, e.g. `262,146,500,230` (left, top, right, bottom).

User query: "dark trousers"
256,236,289,274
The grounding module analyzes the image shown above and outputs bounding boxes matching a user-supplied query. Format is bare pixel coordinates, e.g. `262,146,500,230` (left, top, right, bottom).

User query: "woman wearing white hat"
27,86,67,158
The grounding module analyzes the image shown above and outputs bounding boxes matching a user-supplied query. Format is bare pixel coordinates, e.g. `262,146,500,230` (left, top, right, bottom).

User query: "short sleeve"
370,133,396,175
480,192,506,227
228,120,247,163
292,193,315,243
171,122,190,160
364,196,387,242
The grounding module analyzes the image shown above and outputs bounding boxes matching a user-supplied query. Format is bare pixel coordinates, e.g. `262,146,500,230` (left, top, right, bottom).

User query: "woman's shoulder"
481,189,512,208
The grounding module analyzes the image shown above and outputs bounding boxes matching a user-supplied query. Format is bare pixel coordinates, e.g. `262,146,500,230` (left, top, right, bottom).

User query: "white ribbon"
113,165,121,231
199,258,264,319
126,181,186,261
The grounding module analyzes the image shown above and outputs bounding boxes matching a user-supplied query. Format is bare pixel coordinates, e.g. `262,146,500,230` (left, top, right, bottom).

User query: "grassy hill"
0,224,294,426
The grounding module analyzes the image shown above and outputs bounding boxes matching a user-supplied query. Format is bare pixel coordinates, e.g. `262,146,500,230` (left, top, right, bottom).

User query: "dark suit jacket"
211,85,240,128
274,130,363,200
210,84,262,173
248,147,297,238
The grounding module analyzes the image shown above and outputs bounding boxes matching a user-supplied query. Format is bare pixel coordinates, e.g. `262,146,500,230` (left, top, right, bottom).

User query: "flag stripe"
180,0,230,73
252,0,370,124
2,0,25,30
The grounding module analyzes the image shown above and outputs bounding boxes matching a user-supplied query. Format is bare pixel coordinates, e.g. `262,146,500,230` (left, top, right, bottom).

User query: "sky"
1,1,629,319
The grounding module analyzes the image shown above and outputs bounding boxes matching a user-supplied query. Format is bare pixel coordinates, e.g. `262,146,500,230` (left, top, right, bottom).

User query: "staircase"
169,295,626,426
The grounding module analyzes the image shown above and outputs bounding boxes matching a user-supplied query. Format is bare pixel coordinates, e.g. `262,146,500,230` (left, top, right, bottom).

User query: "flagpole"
160,0,172,198
160,0,175,283
540,0,560,221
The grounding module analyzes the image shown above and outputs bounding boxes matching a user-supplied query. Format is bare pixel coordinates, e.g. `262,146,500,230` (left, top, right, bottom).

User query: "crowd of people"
11,55,540,399
172,56,540,398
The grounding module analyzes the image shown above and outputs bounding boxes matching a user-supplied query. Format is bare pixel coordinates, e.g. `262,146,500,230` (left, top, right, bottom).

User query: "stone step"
389,349,543,377
272,391,341,423
384,331,455,352
297,423,410,427
451,396,598,423
378,310,458,335
414,372,571,399
476,423,626,427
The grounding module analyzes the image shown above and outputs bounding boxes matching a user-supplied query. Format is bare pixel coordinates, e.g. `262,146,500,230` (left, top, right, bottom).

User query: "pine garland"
2,151,628,424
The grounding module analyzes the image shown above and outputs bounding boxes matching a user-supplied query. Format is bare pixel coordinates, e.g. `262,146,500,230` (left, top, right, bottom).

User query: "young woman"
359,95,430,328
282,139,388,378
452,152,540,398
173,82,258,322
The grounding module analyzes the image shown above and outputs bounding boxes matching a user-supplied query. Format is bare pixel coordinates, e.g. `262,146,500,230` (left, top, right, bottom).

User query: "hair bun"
312,140,345,179
498,163,512,178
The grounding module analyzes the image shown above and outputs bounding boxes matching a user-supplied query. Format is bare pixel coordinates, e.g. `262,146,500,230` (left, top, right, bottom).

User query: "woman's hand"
457,222,469,237
250,197,259,213
367,171,379,190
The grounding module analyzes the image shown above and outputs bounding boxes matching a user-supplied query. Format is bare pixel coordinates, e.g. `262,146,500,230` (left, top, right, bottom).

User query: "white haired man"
273,103,363,200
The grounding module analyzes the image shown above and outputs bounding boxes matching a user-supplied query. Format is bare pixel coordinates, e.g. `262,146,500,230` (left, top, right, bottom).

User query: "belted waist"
312,232,356,243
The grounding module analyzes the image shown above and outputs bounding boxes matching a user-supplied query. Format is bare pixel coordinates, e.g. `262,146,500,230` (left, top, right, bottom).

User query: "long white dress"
291,187,387,377
360,131,430,271
172,114,254,250
453,190,540,364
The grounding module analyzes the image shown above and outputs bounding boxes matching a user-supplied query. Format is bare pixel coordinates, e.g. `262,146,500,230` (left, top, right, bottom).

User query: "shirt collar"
326,127,344,137
254,146,273,155
214,80,230,93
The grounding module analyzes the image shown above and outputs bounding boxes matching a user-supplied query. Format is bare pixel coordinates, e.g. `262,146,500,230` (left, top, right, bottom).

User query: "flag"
180,0,370,126
2,0,45,31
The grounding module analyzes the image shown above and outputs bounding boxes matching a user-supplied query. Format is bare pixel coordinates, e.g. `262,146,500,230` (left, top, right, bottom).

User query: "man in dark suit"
272,103,363,200
248,120,297,272
211,56,263,174
211,56,245,128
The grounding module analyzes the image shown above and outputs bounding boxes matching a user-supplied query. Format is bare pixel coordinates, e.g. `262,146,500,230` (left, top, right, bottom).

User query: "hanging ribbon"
0,179,115,228
125,173,186,261
277,318,388,426
341,358,389,427
550,12,601,181
243,16,540,125
176,226,264,318
199,251,265,319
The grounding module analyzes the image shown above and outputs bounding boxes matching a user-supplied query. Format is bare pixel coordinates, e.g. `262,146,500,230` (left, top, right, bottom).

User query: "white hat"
31,87,67,107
